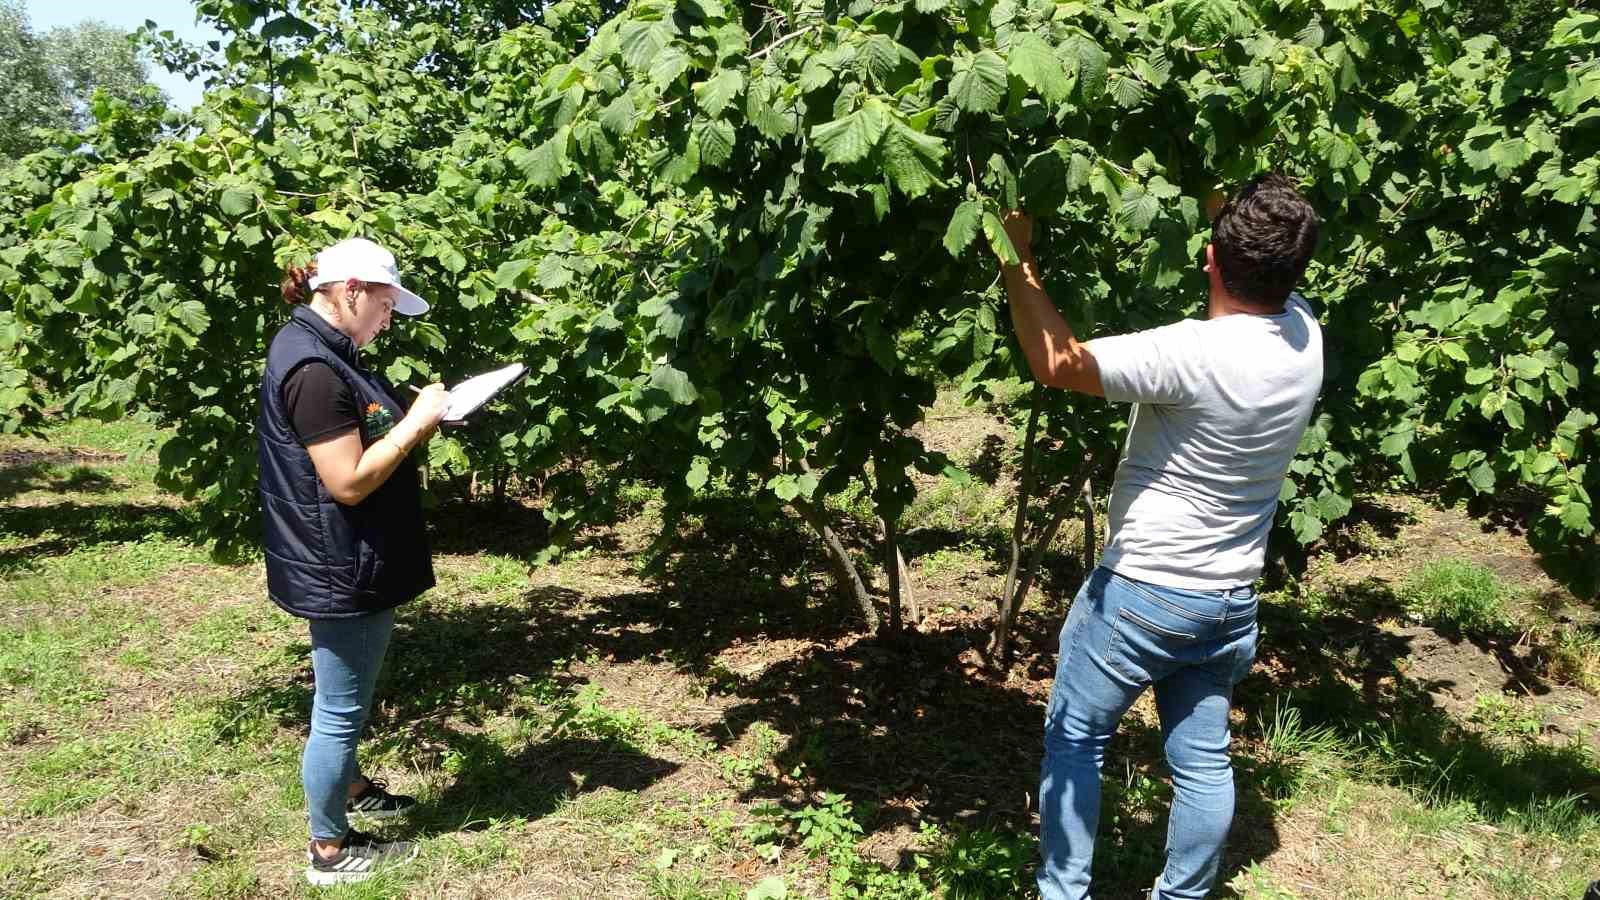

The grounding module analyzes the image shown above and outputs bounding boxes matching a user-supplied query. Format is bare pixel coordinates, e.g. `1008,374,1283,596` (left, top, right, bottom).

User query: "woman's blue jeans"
1037,567,1258,900
304,608,395,841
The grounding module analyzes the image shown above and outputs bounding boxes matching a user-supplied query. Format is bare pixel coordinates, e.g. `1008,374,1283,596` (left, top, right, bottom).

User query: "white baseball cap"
308,238,430,316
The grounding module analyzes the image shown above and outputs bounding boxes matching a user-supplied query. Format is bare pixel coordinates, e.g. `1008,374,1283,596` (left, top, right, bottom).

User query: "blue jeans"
304,608,395,841
1037,567,1258,900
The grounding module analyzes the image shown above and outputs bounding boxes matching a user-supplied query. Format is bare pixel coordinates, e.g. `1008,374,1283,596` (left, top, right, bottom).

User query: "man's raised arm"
992,210,1103,396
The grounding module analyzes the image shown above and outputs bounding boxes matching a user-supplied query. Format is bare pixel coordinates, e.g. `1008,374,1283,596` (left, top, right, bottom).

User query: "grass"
1469,692,1548,741
1399,559,1513,634
2,414,1598,898
901,477,1008,536
1548,623,1600,692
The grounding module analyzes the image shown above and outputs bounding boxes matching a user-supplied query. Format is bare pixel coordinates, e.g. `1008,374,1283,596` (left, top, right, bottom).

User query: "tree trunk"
875,515,919,625
883,515,903,635
899,543,919,624
793,496,878,629
994,449,1109,671
995,388,1044,667
1082,476,1096,574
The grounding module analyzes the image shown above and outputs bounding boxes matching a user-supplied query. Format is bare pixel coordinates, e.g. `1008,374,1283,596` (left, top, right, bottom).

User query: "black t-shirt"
283,362,361,445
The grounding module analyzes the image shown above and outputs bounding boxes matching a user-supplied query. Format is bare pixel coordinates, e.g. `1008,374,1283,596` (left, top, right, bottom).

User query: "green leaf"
768,474,801,501
1560,500,1593,535
1009,33,1071,104
1316,489,1352,521
81,223,113,254
1290,508,1324,545
681,0,725,20
746,78,795,140
1063,34,1108,100
1468,461,1496,493
694,69,744,118
1170,0,1246,45
949,50,1007,114
860,35,916,89
1507,354,1545,379
219,188,254,217
1502,396,1525,430
649,47,692,87
698,119,737,168
1021,146,1070,214
879,116,946,197
171,300,210,335
656,134,701,184
1379,427,1413,457
746,876,788,900
511,126,572,188
537,254,572,290
261,14,318,40
495,259,534,290
0,313,20,351
810,99,890,167
620,20,673,72
1109,74,1147,109
1487,137,1532,177
943,199,983,257
600,92,638,136
982,211,1020,267
1117,185,1160,232
1465,302,1509,329
686,458,710,491
650,364,699,404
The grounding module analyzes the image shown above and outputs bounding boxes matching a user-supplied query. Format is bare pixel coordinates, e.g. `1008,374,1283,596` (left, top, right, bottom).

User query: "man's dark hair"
1210,173,1320,309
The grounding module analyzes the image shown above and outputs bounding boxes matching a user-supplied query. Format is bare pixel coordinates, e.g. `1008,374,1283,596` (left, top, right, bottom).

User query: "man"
993,173,1324,900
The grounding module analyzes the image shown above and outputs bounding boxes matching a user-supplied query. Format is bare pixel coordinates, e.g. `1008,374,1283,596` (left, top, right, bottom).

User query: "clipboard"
438,362,528,423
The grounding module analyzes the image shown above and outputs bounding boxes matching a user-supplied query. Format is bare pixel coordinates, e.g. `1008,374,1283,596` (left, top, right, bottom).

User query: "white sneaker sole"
348,805,409,819
303,845,417,885
305,866,375,886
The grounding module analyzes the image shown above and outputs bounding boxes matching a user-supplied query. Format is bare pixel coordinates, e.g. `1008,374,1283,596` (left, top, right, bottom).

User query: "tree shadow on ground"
1243,577,1600,820
409,732,681,837
0,500,199,574
200,495,1599,896
897,523,1092,609
1462,487,1598,604
204,495,1280,895
965,433,1009,485
426,497,554,559
0,460,119,501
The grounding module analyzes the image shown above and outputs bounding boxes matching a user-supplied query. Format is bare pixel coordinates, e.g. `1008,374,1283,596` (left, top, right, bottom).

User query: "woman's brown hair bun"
280,263,318,304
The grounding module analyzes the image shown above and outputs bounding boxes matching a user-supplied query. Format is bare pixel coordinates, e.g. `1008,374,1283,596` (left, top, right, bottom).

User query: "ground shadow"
0,461,119,501
965,433,1008,485
426,498,553,559
409,732,681,836
198,494,1599,896
0,501,200,574
1245,578,1600,819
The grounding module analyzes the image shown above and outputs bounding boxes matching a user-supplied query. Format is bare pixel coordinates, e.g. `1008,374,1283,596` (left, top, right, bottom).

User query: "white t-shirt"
1084,294,1324,590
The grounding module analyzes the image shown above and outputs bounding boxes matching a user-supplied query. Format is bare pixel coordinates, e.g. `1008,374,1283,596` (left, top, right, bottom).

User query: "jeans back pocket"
1106,601,1203,684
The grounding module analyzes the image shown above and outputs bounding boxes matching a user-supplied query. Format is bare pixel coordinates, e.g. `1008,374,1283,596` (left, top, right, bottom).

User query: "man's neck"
1207,290,1285,320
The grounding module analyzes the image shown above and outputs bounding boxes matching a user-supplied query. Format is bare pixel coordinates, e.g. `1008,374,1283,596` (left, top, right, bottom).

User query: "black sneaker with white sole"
304,829,417,885
346,778,416,819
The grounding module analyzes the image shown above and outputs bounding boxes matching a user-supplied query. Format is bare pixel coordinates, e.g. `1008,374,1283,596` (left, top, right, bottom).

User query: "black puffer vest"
256,305,434,619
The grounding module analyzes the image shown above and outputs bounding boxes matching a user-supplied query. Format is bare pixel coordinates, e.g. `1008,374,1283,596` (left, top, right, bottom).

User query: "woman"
257,237,449,885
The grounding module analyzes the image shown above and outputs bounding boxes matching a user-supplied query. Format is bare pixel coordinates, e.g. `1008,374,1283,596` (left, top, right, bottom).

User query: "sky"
23,0,223,110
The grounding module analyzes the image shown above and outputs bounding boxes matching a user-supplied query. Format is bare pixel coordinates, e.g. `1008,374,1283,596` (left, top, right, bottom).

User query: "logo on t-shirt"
363,402,396,440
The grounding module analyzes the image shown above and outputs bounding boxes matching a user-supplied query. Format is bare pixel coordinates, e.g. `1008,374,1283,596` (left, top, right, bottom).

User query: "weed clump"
1400,560,1511,634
